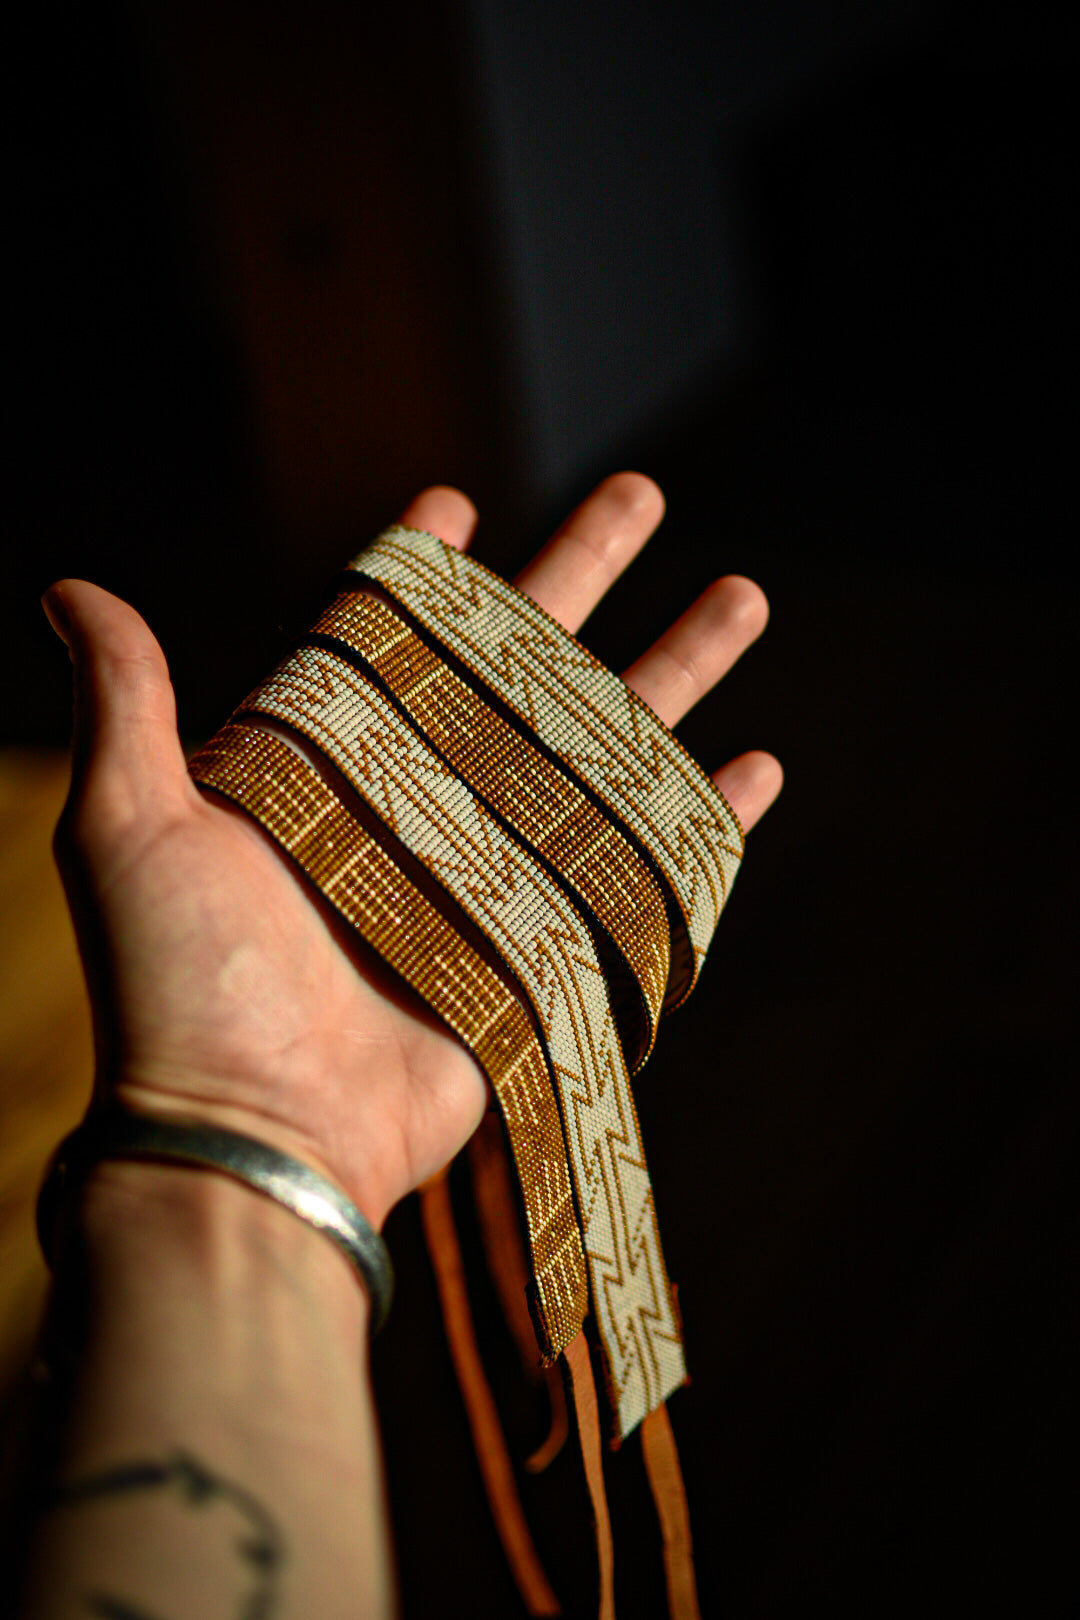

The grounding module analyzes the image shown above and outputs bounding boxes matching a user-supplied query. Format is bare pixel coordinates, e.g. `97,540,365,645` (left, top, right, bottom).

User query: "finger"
397,485,478,551
621,575,769,726
712,750,784,834
513,471,665,632
43,580,191,837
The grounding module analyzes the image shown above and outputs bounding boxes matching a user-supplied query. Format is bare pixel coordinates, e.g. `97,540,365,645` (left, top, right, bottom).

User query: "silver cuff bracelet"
37,1109,394,1333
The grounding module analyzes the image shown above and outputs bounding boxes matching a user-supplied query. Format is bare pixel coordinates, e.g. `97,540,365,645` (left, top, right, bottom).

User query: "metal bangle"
36,1109,394,1333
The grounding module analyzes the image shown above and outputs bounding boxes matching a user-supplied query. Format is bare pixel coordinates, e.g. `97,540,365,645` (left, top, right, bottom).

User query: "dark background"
7,1,1076,1615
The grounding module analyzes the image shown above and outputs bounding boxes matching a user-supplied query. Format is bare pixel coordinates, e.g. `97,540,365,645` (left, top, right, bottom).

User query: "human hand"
45,474,782,1230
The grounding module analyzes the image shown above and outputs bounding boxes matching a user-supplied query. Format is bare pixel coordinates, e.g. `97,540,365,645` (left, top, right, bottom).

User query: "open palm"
48,476,782,1229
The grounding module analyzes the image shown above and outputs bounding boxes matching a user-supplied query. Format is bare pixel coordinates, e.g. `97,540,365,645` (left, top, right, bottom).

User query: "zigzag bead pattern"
347,526,744,1005
310,589,669,1073
187,723,589,1360
241,646,687,1438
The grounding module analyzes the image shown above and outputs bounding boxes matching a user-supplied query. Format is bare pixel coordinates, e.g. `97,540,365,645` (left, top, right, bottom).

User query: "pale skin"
18,474,782,1618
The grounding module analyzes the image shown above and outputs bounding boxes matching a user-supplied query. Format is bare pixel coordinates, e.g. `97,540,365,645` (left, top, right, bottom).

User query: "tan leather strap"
565,1332,616,1620
641,1404,701,1620
525,1366,570,1477
420,1170,561,1617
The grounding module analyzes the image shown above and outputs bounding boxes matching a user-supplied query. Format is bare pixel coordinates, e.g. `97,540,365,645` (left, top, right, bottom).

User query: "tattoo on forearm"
45,1452,284,1620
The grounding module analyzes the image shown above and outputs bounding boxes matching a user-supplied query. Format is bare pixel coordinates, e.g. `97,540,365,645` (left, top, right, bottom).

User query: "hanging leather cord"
420,1170,561,1618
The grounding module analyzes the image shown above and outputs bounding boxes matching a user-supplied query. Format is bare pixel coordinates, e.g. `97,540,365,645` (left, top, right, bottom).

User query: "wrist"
68,1157,370,1352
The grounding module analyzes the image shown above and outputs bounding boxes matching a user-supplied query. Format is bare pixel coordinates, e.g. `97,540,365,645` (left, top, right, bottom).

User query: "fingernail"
42,586,71,645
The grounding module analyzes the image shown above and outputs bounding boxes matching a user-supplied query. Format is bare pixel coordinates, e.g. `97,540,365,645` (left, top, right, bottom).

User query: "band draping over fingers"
346,525,744,1006
180,525,738,1619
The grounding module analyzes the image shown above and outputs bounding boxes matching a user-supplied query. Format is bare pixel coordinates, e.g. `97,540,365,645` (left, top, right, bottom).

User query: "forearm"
19,1162,396,1620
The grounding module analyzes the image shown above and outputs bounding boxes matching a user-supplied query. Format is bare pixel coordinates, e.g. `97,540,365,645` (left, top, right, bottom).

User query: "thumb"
43,580,192,838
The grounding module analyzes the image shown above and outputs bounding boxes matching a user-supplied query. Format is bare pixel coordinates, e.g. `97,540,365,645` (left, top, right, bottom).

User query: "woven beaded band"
37,1109,395,1333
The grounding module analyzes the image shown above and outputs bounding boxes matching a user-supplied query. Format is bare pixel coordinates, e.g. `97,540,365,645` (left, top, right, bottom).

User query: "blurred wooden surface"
0,752,92,1404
